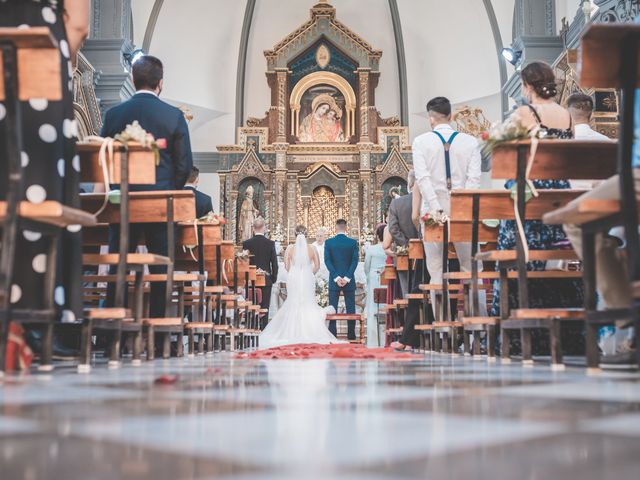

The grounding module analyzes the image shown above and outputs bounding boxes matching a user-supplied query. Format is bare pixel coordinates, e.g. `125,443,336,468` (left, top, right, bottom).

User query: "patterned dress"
0,0,82,322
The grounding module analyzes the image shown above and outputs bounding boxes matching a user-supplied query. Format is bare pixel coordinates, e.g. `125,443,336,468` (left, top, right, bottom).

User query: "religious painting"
298,85,347,143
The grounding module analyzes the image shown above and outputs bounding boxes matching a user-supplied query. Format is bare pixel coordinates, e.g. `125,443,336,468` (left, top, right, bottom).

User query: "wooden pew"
488,140,616,368
542,24,640,370
0,27,96,374
79,190,196,363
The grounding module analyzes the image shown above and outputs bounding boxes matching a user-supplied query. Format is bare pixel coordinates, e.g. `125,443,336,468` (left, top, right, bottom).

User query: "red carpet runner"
237,344,416,360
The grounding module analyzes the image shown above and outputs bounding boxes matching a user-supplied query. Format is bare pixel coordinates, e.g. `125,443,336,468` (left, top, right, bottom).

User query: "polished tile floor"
1,353,640,479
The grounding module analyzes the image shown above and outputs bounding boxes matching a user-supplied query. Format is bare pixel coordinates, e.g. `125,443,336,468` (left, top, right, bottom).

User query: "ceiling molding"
388,0,409,126
236,0,257,129
142,0,165,52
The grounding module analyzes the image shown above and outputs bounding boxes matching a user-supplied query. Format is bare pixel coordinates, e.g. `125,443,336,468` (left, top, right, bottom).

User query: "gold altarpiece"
217,1,412,242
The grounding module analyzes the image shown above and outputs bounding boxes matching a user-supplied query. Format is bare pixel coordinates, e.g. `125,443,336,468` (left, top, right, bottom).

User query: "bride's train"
259,234,341,349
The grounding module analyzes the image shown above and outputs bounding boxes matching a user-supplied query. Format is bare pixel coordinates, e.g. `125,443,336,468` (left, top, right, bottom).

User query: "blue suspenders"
432,131,459,191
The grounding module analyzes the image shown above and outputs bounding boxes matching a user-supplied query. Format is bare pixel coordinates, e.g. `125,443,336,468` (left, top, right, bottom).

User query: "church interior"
1,0,640,478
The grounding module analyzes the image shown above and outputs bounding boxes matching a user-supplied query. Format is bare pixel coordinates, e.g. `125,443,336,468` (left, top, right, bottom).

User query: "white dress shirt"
412,123,482,215
571,123,613,190
574,123,610,141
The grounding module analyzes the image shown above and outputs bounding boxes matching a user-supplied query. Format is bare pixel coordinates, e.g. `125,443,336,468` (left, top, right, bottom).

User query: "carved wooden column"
358,144,372,232
358,69,370,143
273,143,288,234
286,173,297,244
275,69,289,143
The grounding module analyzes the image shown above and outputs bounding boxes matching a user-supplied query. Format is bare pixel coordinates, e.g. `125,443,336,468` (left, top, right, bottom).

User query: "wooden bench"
326,314,365,344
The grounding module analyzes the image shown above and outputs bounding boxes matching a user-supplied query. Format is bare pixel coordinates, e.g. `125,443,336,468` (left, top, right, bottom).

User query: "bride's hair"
294,225,307,237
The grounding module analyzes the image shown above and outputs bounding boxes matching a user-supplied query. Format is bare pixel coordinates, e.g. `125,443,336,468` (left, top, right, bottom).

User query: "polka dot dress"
0,0,82,321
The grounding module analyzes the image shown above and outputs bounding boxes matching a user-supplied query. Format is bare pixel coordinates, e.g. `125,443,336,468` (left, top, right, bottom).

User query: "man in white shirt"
568,92,611,142
413,97,486,317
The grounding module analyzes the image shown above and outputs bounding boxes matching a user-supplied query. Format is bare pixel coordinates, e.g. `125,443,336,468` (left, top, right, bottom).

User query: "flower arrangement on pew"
196,211,227,225
394,244,409,257
113,120,165,165
421,210,449,228
480,116,531,153
236,249,251,260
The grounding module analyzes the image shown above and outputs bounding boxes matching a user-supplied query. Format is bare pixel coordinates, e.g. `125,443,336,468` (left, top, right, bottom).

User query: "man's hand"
336,278,346,288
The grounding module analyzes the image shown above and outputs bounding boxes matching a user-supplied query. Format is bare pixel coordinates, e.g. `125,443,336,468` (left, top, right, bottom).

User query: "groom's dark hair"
133,55,164,91
426,96,452,117
336,219,347,228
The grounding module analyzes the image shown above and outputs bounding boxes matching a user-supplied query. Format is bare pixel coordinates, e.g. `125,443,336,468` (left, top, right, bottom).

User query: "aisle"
1,354,640,479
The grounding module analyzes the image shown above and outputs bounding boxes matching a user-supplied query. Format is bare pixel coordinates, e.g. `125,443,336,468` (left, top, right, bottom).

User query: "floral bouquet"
480,116,531,154
394,244,409,256
271,223,285,243
315,278,329,308
236,249,252,260
359,221,375,246
114,120,165,165
197,211,227,225
421,210,449,228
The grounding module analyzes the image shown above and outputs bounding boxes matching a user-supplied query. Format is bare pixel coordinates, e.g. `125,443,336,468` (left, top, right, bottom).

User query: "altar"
217,0,413,243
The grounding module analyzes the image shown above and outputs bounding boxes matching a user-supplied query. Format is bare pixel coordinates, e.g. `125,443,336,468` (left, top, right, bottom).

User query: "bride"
259,225,340,349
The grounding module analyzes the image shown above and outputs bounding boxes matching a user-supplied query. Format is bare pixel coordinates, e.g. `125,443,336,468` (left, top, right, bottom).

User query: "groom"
324,219,359,340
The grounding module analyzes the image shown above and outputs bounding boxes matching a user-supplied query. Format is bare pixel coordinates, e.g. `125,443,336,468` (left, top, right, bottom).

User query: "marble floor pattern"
1,353,640,479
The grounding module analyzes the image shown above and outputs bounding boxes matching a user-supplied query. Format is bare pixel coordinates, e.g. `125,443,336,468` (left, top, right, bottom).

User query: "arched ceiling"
131,0,576,152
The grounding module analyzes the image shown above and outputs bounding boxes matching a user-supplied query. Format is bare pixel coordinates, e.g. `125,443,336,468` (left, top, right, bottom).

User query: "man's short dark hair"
426,97,452,117
336,219,347,228
567,92,594,113
187,166,200,184
132,55,163,91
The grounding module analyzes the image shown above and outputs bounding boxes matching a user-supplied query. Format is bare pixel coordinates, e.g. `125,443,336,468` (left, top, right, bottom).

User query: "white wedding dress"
259,234,340,349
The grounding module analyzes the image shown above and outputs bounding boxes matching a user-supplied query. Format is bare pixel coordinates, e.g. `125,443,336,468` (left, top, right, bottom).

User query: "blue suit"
324,233,359,339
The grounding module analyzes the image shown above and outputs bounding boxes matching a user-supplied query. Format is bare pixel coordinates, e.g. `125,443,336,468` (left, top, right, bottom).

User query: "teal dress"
364,243,387,347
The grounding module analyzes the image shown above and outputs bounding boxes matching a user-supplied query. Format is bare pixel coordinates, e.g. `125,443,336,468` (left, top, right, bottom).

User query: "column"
275,69,289,143
358,69,370,143
273,143,288,234
82,0,136,113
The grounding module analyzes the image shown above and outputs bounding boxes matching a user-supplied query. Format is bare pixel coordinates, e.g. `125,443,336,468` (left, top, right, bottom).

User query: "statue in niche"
238,185,260,241
299,92,345,143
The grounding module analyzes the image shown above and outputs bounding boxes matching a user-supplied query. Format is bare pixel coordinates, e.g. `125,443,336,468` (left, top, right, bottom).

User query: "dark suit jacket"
388,193,419,247
101,92,193,190
324,234,359,292
184,186,213,218
242,234,278,287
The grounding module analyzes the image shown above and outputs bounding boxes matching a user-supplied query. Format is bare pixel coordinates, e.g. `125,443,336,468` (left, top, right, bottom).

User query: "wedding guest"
567,93,613,190
413,96,485,318
492,61,583,355
364,225,388,347
102,54,193,317
388,169,421,296
0,0,90,359
243,217,279,324
183,166,213,218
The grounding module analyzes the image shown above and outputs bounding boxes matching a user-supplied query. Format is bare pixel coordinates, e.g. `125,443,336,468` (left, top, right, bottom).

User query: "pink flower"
156,138,167,149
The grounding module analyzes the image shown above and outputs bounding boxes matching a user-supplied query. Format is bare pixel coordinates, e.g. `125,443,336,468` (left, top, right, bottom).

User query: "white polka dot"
68,80,74,92
42,7,56,24
26,185,47,204
57,159,65,177
29,98,48,111
67,224,82,233
32,254,47,273
61,310,76,323
63,119,77,139
21,151,29,167
54,286,65,306
10,284,22,304
17,24,30,30
72,155,80,172
23,230,42,242
60,40,70,59
39,124,57,143
0,103,5,121
67,61,73,78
